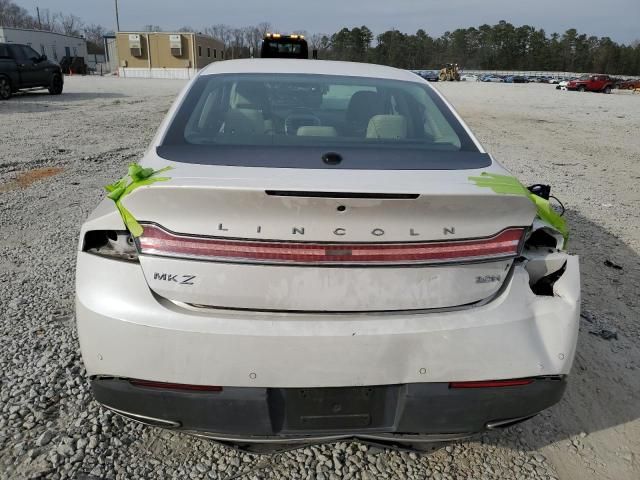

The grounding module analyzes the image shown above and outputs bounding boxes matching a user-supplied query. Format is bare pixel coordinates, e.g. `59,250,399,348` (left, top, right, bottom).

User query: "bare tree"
38,8,59,32
256,22,272,38
310,33,331,56
57,13,84,37
309,33,323,50
144,25,163,32
84,24,106,44
178,26,195,33
205,24,232,47
244,26,263,57
229,28,246,58
0,0,37,28
83,23,107,53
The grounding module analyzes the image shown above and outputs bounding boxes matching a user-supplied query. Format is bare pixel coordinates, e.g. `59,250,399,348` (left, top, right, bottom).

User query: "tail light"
130,379,223,392
449,378,534,389
83,230,138,262
137,224,524,265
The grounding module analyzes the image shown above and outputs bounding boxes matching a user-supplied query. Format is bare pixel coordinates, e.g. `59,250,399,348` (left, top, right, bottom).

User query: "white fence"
118,67,199,80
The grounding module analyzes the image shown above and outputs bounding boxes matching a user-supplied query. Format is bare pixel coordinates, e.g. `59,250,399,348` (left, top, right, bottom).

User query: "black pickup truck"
0,43,64,100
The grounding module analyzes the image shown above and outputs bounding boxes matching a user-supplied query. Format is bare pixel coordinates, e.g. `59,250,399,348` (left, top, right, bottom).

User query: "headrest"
366,115,408,139
223,108,265,137
231,82,269,110
346,91,385,124
296,126,338,137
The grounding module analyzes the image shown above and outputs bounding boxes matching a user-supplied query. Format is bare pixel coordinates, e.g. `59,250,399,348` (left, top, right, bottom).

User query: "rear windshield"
160,73,487,169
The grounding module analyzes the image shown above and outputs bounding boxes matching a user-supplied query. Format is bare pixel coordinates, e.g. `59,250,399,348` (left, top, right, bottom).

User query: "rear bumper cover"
76,252,580,388
92,376,566,442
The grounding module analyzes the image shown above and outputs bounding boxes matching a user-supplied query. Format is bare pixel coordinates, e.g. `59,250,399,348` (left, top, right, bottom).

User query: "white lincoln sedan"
76,59,579,448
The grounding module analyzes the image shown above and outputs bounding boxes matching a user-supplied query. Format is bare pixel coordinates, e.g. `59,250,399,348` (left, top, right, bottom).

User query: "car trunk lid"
126,164,535,312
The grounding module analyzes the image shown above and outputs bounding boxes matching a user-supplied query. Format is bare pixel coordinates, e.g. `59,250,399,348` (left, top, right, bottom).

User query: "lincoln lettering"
215,223,457,238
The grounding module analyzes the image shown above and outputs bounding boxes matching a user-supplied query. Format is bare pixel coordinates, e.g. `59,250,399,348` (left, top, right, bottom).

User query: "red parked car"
566,75,614,93
618,79,640,90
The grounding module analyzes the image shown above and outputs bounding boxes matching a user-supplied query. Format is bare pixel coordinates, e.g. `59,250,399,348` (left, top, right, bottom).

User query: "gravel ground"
0,76,638,480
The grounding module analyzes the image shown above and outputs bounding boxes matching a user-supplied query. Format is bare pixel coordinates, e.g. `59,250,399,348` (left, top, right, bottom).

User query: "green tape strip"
105,163,172,237
469,172,569,244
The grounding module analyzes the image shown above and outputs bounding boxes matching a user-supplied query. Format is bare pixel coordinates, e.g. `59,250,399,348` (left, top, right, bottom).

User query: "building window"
213,49,217,59
198,45,202,57
221,50,224,59
207,47,211,57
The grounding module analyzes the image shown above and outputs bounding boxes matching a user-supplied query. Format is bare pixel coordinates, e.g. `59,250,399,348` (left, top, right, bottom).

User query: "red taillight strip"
449,378,534,389
137,224,524,265
130,379,223,392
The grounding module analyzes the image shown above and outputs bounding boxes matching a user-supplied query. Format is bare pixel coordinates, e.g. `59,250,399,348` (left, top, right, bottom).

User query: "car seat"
366,115,408,139
345,91,386,136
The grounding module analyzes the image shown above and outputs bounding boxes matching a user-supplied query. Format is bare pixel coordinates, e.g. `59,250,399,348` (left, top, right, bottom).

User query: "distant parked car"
460,74,478,81
0,43,63,100
505,76,528,83
566,74,614,93
560,78,581,90
617,78,640,90
482,75,504,83
421,70,440,82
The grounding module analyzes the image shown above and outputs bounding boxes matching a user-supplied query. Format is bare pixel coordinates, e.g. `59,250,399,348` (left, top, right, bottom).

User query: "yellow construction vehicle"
439,63,461,81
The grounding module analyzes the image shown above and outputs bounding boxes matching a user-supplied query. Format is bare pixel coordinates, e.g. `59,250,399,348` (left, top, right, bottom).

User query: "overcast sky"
17,0,640,44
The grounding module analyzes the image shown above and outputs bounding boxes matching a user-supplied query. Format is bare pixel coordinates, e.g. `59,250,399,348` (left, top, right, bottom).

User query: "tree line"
318,22,640,75
0,0,106,51
1,0,639,75
181,21,640,76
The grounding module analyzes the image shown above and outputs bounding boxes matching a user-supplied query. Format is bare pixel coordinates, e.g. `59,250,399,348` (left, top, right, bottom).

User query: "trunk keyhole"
337,205,346,212
322,152,342,165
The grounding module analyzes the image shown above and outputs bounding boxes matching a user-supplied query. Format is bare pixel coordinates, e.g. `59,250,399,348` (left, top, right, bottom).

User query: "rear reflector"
130,379,223,392
138,224,524,265
449,378,534,389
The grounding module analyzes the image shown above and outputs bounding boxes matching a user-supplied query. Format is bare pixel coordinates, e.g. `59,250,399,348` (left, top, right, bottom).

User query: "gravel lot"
0,76,638,480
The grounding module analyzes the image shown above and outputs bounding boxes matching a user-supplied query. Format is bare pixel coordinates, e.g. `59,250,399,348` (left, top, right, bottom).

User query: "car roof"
200,59,424,83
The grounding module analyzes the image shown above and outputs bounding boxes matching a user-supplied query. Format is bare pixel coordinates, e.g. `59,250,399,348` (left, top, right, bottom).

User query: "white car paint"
76,59,579,392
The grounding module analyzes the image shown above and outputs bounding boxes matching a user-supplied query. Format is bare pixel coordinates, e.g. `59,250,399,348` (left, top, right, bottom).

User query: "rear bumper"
76,252,580,388
92,376,566,442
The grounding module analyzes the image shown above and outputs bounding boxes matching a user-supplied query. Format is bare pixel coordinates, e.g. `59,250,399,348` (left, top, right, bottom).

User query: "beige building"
115,32,224,79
